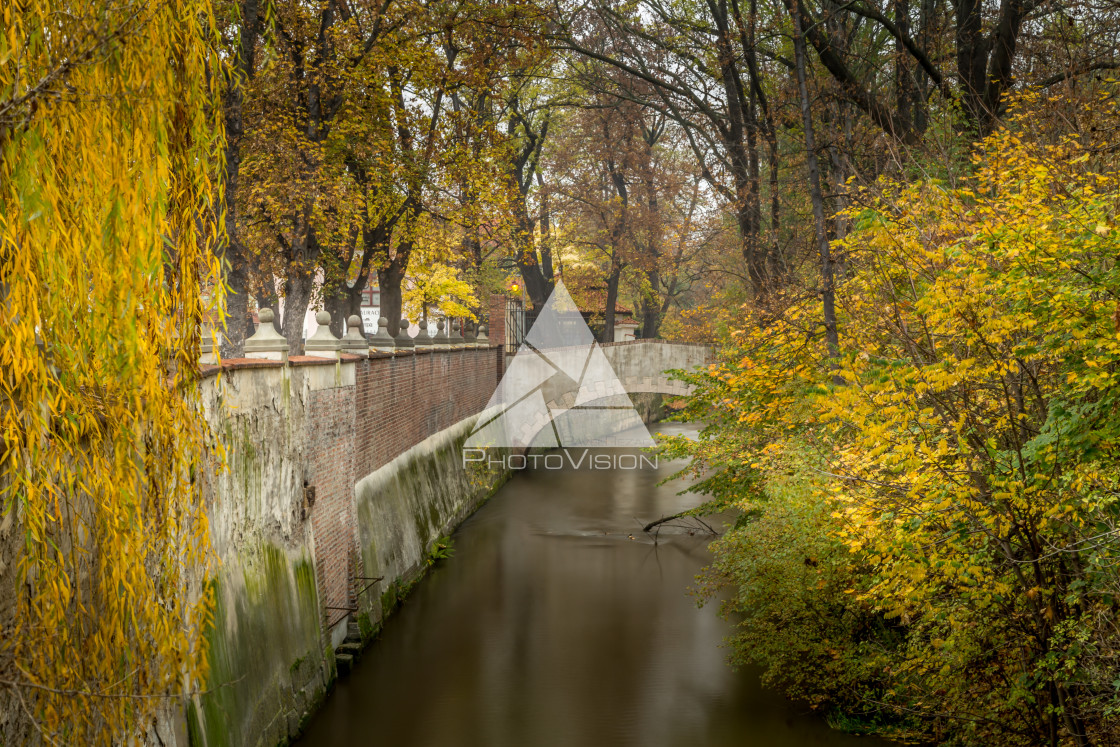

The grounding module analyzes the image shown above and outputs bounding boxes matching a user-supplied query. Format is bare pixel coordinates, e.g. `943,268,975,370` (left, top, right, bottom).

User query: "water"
297,423,891,747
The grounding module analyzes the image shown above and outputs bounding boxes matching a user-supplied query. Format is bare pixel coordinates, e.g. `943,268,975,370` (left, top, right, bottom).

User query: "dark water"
298,423,891,747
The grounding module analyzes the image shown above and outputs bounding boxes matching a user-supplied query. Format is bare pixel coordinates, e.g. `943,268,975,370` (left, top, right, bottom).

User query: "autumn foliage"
667,95,1120,744
1,0,223,742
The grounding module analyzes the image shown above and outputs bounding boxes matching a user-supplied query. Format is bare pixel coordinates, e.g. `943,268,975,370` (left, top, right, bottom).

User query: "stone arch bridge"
597,339,712,396
523,339,714,434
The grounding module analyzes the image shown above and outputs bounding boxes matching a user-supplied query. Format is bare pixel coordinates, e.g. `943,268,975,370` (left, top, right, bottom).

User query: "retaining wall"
185,345,505,747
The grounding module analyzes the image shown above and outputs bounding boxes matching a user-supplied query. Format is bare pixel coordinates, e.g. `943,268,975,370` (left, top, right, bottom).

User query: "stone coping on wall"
366,345,499,360
598,338,714,348
509,339,713,354
200,345,501,378
199,358,283,379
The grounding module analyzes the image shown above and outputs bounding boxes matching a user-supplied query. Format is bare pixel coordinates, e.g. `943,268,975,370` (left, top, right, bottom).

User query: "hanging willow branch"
0,0,225,742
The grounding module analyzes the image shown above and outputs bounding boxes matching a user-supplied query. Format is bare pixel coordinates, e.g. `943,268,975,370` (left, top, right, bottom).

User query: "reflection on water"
297,423,892,747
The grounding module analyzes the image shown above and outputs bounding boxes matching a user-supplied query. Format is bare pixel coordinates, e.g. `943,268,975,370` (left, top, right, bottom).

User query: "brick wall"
206,345,502,641
354,347,502,477
348,346,501,626
307,378,358,627
190,345,505,745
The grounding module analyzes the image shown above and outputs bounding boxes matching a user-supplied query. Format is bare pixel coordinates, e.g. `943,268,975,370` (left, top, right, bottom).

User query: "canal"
297,423,892,746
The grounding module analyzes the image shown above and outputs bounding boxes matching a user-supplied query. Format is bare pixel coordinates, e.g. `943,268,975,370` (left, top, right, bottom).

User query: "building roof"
571,288,635,319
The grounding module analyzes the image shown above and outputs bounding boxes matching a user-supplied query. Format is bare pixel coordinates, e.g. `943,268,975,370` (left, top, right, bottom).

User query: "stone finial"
244,308,289,362
463,320,477,345
305,310,342,359
341,314,368,354
433,318,450,349
414,315,433,347
449,319,465,347
369,316,395,352
394,317,414,348
476,323,489,346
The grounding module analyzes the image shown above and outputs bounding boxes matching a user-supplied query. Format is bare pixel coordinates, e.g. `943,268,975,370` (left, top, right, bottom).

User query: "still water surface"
298,423,892,747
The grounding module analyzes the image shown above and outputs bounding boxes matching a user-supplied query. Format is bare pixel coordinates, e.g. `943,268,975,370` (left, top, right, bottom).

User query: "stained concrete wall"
183,346,506,747
600,340,711,396
353,417,509,633
188,363,338,747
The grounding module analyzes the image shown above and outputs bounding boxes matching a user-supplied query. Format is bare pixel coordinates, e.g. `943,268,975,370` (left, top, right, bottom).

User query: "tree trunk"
378,259,406,337
514,189,553,313
827,101,851,260
537,176,555,281
324,293,348,337
955,0,991,135
640,266,661,339
221,248,252,356
323,234,374,337
282,268,315,355
740,0,782,272
767,132,781,267
345,282,365,323
216,0,262,358
894,0,916,135
914,0,935,134
791,0,840,362
603,253,622,343
253,256,280,332
708,0,765,294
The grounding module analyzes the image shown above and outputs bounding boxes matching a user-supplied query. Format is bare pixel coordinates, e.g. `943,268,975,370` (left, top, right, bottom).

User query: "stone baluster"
394,317,414,349
433,318,450,349
463,320,477,346
414,314,433,347
449,319,465,348
475,323,489,347
305,311,342,359
341,314,368,355
244,308,289,362
369,316,395,352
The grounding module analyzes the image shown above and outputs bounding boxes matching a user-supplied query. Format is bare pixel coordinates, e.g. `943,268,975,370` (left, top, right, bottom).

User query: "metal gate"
504,300,538,354
505,300,525,354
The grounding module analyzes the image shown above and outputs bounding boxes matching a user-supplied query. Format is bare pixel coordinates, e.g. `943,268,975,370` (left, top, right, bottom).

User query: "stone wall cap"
289,355,341,367
305,310,342,355
199,357,286,379
216,357,286,369
243,308,290,355
341,314,369,352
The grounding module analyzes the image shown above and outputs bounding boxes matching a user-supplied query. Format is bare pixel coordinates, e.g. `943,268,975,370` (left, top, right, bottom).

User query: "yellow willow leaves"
1,0,223,743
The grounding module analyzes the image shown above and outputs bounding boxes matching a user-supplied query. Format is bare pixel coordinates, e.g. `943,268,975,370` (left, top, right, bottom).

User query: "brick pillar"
488,293,507,349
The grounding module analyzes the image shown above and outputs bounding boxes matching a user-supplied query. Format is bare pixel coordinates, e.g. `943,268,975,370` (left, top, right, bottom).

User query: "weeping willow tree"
0,1,224,742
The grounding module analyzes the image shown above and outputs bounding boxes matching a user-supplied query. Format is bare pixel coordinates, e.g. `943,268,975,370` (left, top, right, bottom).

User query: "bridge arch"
510,340,713,448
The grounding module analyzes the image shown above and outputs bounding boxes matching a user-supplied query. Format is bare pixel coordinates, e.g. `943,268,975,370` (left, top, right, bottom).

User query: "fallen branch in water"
643,512,717,535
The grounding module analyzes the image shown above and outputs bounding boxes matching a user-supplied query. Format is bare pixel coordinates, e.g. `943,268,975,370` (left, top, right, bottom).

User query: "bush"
667,97,1120,745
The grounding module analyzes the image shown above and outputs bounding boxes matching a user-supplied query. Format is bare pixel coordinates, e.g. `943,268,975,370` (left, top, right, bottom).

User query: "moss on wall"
353,417,508,633
189,545,327,747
